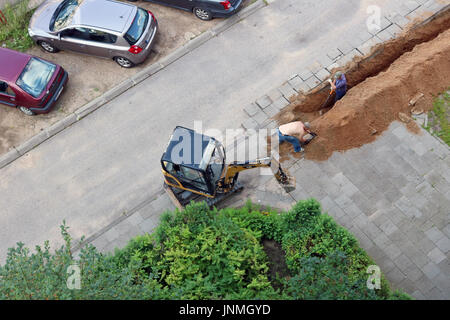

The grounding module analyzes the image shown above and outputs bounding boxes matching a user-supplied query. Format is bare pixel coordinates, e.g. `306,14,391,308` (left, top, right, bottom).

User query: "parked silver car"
28,0,158,68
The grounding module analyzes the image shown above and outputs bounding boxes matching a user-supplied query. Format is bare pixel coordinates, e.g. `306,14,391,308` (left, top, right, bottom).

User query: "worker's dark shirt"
335,75,347,99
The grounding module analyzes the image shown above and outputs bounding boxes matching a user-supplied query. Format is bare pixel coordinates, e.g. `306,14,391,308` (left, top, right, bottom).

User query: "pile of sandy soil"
275,9,450,161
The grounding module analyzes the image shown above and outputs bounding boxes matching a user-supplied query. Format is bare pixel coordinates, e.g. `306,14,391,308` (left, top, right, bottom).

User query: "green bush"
0,0,35,51
0,200,409,300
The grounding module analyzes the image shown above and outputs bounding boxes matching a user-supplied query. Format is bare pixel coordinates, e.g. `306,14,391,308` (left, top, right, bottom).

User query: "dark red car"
0,47,68,115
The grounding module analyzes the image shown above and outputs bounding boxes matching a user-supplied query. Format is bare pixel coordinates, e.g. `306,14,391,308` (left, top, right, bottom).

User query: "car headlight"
28,28,35,37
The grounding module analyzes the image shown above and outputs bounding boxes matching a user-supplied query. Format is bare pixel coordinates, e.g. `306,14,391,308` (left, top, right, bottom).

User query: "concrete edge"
71,187,165,253
0,0,267,170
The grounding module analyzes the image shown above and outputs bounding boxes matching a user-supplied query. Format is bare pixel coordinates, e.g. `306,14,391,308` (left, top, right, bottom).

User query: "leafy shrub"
0,200,408,300
0,0,35,51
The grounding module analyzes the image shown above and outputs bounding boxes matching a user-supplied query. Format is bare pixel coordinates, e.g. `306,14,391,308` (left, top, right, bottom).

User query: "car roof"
72,0,136,33
0,48,31,82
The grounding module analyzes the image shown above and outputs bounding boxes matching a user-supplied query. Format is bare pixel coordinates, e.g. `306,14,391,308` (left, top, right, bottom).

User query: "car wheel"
18,106,35,116
39,41,59,53
194,7,212,21
114,56,135,68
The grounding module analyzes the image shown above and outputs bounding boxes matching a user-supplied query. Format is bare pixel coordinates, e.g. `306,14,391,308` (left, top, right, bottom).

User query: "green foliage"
113,202,278,299
0,199,409,300
0,0,35,51
425,91,450,146
284,251,378,300
0,222,162,299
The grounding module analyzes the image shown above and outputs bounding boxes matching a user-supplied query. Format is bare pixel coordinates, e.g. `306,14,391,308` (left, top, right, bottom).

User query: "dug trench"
273,8,450,162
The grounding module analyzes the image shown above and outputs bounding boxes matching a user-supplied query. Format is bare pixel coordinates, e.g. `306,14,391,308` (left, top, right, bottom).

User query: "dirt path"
275,9,450,161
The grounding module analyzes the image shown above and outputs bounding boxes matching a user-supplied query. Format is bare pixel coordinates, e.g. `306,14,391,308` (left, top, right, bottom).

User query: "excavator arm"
221,157,295,192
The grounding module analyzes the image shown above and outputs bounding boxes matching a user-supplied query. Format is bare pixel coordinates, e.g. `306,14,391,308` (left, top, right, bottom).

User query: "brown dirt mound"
274,9,450,162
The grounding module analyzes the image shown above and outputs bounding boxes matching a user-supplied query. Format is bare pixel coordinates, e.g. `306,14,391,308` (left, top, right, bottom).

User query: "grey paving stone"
343,203,364,219
403,0,421,12
298,69,313,81
326,62,339,73
425,226,446,244
373,232,391,248
394,254,416,273
416,236,436,255
337,49,362,67
315,68,331,81
357,30,374,43
428,247,446,265
263,104,279,118
337,41,354,55
328,205,347,219
334,193,353,210
379,219,399,237
307,61,323,74
411,290,426,300
272,96,290,111
404,263,425,282
389,13,411,29
278,83,297,100
266,88,283,102
255,95,272,109
304,75,321,89
243,102,261,117
385,243,403,260
431,272,450,295
288,76,310,94
422,261,441,280
327,48,342,61
252,110,269,125
435,237,450,253
386,266,407,284
377,28,394,41
357,37,382,56
415,275,438,295
426,287,446,300
350,192,377,216
242,117,258,130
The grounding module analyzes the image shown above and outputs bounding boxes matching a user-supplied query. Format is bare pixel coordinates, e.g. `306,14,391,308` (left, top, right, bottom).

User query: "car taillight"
128,45,143,54
148,10,155,20
220,1,231,9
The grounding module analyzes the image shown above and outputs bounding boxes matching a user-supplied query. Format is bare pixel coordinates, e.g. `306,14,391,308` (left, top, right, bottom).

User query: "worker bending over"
277,121,311,153
331,71,347,102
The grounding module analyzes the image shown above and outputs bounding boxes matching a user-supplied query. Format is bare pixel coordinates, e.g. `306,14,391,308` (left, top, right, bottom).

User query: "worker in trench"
276,121,312,153
330,71,347,102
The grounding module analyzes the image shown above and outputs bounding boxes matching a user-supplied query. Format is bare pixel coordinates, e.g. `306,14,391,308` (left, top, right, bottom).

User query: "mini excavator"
161,126,295,208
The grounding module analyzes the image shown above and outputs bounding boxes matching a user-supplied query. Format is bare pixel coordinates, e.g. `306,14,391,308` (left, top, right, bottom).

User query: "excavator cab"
161,126,296,208
161,126,226,199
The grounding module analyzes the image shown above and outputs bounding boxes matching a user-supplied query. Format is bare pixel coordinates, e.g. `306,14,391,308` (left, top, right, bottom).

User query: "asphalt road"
0,0,398,260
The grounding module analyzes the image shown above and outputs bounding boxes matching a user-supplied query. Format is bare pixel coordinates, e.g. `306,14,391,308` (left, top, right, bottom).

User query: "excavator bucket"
270,157,296,193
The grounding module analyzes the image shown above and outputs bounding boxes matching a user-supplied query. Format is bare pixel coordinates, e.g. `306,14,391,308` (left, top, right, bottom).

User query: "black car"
128,0,243,20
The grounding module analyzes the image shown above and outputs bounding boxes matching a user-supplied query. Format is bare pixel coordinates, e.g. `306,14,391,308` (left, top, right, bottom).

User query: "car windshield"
53,0,83,31
124,8,148,45
16,58,56,98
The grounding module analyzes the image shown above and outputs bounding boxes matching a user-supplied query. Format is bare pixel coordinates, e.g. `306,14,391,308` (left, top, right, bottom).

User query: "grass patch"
425,90,450,146
0,0,35,52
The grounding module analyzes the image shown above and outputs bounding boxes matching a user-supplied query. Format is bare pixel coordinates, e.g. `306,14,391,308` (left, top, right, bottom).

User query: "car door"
0,81,17,108
57,27,91,53
151,0,192,11
82,28,119,58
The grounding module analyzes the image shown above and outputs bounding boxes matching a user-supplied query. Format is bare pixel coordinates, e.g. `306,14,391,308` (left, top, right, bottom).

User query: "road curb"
0,0,267,170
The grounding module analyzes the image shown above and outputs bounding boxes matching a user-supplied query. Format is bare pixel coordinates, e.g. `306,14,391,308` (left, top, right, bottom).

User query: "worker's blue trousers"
277,129,302,152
